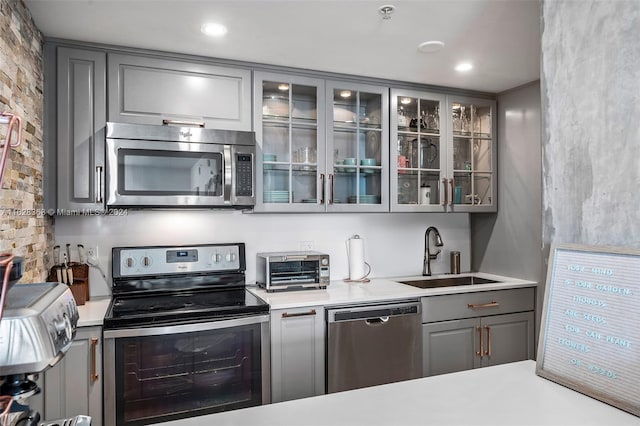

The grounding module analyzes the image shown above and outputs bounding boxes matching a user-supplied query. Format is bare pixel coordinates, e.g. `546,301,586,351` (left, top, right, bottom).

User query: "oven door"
103,314,270,426
106,137,255,207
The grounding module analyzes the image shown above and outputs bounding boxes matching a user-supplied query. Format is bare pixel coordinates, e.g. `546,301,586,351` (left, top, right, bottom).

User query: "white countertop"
158,360,639,426
248,272,537,310
76,297,110,327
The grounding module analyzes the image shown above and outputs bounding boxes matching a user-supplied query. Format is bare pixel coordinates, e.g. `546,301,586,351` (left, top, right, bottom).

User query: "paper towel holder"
344,234,371,283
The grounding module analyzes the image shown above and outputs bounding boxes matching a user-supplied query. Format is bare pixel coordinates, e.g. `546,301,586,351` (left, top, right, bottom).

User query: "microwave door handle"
224,145,232,204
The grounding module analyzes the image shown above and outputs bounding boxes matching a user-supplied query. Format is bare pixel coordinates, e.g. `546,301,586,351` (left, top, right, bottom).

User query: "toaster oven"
256,251,330,292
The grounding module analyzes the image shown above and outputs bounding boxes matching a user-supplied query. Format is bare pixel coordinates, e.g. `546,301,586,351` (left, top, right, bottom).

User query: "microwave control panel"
236,154,253,196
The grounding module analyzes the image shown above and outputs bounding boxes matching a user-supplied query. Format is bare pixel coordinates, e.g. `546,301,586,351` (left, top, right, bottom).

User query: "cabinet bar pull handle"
484,326,491,356
320,174,325,204
282,309,317,318
441,178,448,206
467,301,499,309
329,174,334,205
162,119,205,128
449,178,454,206
90,337,99,383
95,166,103,204
476,326,483,358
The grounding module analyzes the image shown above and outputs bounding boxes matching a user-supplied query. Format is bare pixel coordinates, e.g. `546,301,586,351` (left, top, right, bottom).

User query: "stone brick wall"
0,0,53,282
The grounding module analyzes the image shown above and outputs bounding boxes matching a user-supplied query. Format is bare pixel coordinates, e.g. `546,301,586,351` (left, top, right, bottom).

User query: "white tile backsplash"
54,211,470,297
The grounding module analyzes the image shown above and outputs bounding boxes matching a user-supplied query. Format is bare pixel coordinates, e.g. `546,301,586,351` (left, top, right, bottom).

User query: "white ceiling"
25,0,541,94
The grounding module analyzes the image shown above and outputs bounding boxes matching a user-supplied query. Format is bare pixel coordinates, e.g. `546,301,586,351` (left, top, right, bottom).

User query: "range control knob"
321,258,329,266
212,253,222,263
124,257,135,268
225,252,237,262
53,313,72,341
141,256,152,267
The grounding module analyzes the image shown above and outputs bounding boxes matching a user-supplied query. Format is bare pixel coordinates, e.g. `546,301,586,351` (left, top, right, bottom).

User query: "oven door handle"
103,314,269,339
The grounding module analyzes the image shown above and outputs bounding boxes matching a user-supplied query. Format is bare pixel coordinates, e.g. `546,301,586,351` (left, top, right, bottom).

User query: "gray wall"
471,81,542,342
471,81,542,283
541,1,640,252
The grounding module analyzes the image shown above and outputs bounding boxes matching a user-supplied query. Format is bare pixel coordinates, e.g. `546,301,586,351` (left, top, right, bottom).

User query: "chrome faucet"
423,226,444,276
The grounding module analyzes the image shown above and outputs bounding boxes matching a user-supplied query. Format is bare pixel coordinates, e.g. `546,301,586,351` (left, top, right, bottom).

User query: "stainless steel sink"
398,276,499,289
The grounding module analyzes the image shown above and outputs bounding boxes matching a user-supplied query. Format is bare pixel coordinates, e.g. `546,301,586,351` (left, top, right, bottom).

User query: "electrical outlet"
86,246,98,264
299,241,314,251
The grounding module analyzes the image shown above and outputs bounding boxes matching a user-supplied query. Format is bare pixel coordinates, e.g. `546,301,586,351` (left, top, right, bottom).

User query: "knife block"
47,262,90,305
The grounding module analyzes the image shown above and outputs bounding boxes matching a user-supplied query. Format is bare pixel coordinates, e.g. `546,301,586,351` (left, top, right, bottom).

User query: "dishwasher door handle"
365,316,389,325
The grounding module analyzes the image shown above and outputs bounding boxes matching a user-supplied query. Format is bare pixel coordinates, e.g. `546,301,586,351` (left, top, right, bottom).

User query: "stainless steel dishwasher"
326,301,422,393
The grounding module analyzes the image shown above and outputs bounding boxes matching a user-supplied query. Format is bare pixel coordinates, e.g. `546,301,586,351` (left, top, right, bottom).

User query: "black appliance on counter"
102,243,270,426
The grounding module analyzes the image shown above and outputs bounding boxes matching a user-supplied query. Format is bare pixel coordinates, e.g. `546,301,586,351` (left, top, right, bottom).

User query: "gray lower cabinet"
270,306,325,403
41,326,103,424
421,288,535,377
49,45,107,211
108,53,252,131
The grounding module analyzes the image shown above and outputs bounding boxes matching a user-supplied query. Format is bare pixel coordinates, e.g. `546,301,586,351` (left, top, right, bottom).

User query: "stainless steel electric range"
102,243,270,426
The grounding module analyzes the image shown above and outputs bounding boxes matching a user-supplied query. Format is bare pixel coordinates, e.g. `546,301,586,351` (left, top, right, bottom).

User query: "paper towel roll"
348,235,366,280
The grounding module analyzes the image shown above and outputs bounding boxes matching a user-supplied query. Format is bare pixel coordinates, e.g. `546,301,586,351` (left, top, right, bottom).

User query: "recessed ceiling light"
455,62,473,72
201,22,228,37
278,84,290,91
417,41,445,53
400,97,412,105
339,90,352,98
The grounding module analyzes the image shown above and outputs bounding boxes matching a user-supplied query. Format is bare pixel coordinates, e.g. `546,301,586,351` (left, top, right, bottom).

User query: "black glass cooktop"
104,286,269,329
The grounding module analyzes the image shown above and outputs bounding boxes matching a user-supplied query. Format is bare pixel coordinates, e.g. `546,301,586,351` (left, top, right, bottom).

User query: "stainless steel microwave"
105,122,255,208
256,251,330,292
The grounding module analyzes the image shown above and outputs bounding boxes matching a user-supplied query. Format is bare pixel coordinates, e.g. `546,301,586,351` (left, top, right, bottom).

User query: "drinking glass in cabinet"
452,103,471,136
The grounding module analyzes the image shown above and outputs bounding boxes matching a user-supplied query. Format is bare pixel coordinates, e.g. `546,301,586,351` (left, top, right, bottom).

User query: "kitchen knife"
67,265,74,285
62,252,69,284
53,245,60,266
66,243,72,263
77,244,86,264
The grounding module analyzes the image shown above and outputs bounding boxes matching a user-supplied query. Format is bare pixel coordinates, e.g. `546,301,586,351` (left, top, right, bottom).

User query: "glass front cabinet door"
254,72,326,212
325,81,389,212
446,96,497,212
391,89,447,212
391,90,496,212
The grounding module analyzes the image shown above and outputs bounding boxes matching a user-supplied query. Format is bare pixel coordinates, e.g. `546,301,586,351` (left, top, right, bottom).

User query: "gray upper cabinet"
108,54,251,131
391,90,496,213
55,46,107,211
325,81,390,212
253,71,326,212
390,89,447,212
445,95,497,212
